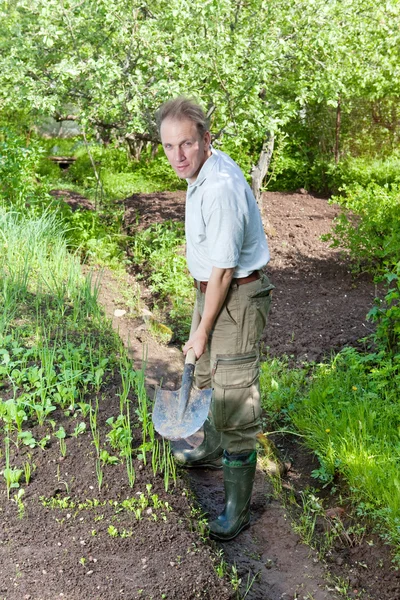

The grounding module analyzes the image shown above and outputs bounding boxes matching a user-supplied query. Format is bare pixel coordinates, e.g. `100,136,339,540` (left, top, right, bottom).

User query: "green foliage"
2,0,399,198
38,136,83,158
130,221,194,333
260,345,400,557
38,137,185,197
0,128,49,209
66,154,95,188
59,205,125,268
101,153,186,197
323,182,400,270
259,357,308,426
367,262,400,355
330,154,400,190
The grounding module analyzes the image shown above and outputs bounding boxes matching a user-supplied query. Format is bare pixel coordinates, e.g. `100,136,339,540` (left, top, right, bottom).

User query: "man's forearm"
198,267,235,336
183,266,235,358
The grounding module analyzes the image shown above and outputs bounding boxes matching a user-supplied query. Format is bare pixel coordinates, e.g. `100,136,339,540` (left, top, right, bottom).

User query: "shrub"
367,262,400,355
323,182,400,270
0,128,49,209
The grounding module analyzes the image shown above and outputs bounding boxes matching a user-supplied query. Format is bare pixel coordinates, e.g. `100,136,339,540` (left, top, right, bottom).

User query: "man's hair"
156,97,209,136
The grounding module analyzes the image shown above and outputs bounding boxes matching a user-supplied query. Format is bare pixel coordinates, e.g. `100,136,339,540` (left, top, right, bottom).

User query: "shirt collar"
187,147,219,188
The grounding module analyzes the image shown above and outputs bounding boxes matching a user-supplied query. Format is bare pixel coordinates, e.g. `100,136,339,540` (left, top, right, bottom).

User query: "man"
156,97,273,541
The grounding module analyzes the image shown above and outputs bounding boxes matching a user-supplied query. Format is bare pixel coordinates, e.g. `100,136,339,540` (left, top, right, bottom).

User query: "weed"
55,426,67,457
23,461,31,485
2,466,23,499
12,488,26,518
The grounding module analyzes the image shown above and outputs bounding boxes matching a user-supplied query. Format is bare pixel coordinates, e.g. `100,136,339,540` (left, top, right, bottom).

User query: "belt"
194,270,261,294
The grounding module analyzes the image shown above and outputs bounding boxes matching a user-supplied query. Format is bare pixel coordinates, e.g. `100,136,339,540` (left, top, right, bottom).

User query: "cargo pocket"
248,282,274,345
212,352,261,431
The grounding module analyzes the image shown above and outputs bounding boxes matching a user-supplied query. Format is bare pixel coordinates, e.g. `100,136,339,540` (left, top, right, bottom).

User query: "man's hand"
183,327,209,359
183,266,235,359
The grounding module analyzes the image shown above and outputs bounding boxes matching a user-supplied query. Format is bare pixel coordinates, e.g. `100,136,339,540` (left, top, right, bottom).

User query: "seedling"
12,488,25,518
38,434,50,450
24,461,31,485
71,422,86,437
18,431,37,449
55,426,67,457
78,402,91,418
107,525,118,537
95,459,103,492
2,467,23,499
99,449,119,466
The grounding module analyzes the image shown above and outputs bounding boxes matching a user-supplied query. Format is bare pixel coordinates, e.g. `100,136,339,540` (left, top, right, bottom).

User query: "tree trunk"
251,131,275,232
335,96,341,164
126,135,144,161
125,132,160,161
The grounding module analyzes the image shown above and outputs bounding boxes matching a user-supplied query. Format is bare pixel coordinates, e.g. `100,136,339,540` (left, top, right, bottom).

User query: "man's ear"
204,130,211,151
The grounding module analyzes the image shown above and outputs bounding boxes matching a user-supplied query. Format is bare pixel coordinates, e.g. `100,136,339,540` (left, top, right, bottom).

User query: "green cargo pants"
194,272,273,454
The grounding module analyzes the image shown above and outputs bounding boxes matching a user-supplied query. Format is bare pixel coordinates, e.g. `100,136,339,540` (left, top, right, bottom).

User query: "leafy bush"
323,182,400,270
329,154,400,190
130,220,194,334
0,129,49,209
265,140,400,195
66,153,95,188
367,262,400,355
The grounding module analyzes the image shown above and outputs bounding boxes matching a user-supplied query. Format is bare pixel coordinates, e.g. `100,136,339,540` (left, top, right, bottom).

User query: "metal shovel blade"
152,385,212,441
152,347,212,440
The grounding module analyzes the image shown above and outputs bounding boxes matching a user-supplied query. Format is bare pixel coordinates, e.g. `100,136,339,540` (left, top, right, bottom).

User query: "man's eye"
184,142,192,147
165,144,172,150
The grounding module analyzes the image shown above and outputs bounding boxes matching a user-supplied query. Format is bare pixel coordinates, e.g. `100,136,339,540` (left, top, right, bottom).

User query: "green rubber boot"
172,418,223,469
209,450,257,541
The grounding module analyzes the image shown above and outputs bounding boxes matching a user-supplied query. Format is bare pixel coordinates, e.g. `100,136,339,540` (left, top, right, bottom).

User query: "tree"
1,0,399,194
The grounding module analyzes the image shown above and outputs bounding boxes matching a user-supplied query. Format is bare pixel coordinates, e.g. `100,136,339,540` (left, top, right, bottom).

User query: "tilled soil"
1,188,398,600
0,381,232,600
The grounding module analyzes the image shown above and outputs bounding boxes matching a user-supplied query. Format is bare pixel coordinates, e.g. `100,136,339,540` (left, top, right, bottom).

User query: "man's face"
160,117,211,183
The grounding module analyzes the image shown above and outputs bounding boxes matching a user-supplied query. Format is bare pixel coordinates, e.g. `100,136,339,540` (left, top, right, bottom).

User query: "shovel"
152,305,212,440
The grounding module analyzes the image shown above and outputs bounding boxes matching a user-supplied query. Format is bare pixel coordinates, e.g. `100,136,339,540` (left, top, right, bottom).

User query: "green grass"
260,346,400,561
0,207,176,496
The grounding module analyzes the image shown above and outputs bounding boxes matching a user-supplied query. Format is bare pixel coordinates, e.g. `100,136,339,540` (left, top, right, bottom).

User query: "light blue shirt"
185,148,270,281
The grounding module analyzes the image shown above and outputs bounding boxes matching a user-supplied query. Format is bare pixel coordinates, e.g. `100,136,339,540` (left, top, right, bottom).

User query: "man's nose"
174,146,185,162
